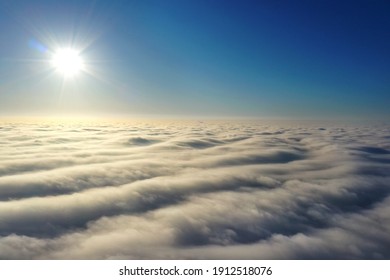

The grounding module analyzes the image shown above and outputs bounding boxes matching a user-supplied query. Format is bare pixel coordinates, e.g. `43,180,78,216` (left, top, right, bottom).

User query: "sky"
0,0,389,119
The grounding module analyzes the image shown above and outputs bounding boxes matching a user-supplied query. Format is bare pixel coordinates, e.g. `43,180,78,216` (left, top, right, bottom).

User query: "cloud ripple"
0,120,389,259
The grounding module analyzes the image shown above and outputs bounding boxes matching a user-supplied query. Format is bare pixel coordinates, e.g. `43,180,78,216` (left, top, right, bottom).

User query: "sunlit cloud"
0,120,389,259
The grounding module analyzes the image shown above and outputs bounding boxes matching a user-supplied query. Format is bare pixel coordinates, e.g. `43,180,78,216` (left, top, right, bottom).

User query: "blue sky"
0,0,389,119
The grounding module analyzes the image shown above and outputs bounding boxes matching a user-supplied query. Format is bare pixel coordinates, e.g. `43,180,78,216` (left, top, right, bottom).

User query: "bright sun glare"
51,49,84,77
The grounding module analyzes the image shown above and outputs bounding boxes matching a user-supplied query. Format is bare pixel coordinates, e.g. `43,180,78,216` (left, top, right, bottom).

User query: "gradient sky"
0,0,389,119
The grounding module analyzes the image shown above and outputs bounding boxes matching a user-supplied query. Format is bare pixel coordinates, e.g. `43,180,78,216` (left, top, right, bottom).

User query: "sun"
51,48,84,77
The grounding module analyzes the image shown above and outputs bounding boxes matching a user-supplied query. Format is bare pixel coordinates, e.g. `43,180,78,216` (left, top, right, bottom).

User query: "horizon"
1,114,388,124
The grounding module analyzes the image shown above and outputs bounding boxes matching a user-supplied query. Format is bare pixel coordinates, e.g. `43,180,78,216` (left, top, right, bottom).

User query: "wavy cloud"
0,120,389,259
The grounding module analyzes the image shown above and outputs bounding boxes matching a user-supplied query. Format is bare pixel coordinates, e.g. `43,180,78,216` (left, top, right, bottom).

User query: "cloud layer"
0,120,389,259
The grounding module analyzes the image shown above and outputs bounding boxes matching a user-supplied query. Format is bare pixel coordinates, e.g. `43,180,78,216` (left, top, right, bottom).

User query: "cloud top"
0,120,389,259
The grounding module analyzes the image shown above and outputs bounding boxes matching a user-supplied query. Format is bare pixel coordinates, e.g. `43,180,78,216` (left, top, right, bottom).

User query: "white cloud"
0,120,389,259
